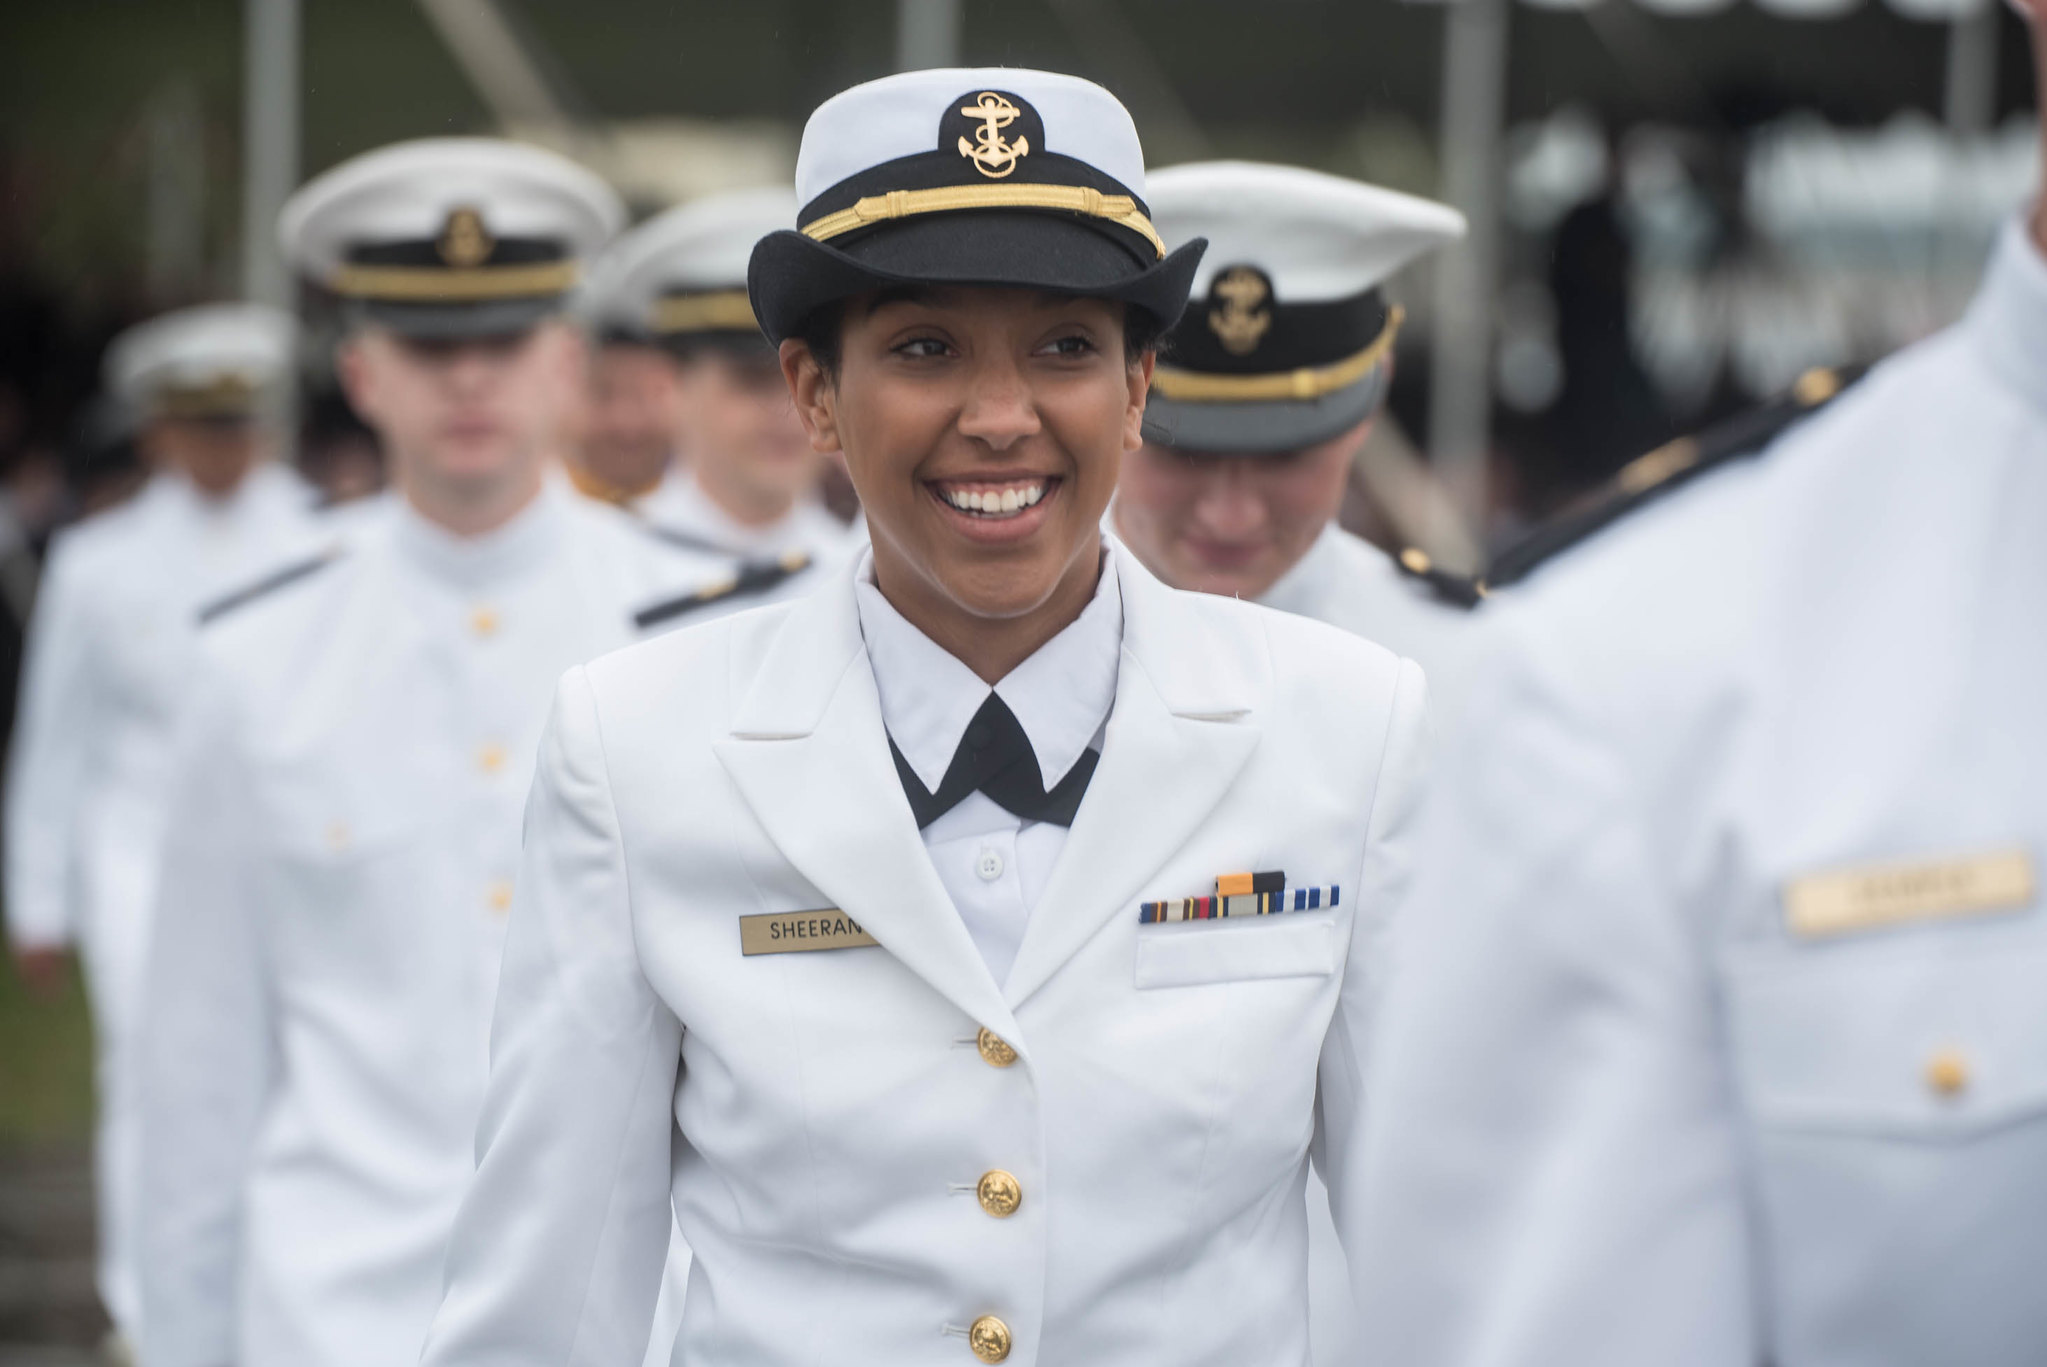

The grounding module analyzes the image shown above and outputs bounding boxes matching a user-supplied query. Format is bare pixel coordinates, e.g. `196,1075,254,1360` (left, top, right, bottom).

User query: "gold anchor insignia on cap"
957,92,1030,179
437,206,494,268
1208,266,1273,355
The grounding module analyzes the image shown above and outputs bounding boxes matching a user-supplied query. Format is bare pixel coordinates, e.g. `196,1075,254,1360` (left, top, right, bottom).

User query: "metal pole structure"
242,0,300,308
897,0,963,72
1943,0,2000,136
1428,0,1509,551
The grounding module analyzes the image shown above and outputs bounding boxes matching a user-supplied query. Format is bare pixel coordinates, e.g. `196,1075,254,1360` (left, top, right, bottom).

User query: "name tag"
1783,849,2036,939
739,909,879,956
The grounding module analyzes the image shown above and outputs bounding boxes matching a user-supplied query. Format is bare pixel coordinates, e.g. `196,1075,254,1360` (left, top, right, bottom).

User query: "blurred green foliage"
0,952,94,1146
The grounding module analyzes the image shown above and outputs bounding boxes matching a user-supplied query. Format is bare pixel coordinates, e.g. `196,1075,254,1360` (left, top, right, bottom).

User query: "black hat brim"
748,212,1205,345
1140,364,1390,455
349,295,565,341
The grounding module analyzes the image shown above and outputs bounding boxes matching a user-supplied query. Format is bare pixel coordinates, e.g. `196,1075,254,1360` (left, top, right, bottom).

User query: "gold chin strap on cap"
155,373,263,420
800,183,1166,259
649,290,760,335
1149,305,1405,403
325,260,581,302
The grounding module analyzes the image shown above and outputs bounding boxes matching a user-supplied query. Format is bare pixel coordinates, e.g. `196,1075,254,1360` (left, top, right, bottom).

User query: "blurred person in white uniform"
420,69,1428,1367
1351,13,2047,1366
626,188,863,561
132,138,763,1367
4,302,318,1346
1114,162,1476,718
1110,159,1465,1364
567,325,683,508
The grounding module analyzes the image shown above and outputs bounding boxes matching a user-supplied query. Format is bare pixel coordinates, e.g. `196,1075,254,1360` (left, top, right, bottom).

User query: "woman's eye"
1041,334,1097,358
895,337,951,359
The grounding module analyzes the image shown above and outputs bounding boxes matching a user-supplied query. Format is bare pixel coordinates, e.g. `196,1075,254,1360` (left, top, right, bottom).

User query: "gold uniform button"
1925,1048,1971,1098
975,1028,1017,1068
477,743,507,775
968,1315,1012,1363
324,820,352,853
976,1169,1022,1218
470,606,500,638
487,880,514,915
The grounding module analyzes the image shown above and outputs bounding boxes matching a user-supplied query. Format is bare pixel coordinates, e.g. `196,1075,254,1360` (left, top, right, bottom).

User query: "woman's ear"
1123,349,1156,453
780,339,843,455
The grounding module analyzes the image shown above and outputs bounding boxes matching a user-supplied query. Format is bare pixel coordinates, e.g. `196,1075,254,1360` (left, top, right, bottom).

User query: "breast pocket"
1133,915,1341,989
1725,933,2047,1138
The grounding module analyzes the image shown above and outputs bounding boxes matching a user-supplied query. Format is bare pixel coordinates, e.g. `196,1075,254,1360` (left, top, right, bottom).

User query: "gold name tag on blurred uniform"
1784,849,2036,939
739,909,878,956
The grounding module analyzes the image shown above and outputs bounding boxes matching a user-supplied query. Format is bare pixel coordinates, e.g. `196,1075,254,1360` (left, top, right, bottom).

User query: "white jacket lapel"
1003,550,1265,1006
712,568,1020,1045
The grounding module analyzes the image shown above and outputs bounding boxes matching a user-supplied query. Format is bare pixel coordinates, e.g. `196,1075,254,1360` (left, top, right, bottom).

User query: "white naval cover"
3,463,325,1339
1145,160,1465,302
278,138,623,283
420,548,1428,1367
793,67,1148,206
103,303,296,408
582,187,798,335
135,487,734,1367
1353,218,2047,1367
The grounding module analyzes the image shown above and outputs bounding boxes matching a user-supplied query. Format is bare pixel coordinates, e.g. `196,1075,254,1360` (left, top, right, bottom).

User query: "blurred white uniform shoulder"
1352,218,2047,1367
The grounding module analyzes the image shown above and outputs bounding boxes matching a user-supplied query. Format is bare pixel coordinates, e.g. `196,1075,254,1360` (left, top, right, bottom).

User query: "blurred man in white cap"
1106,159,1464,1363
614,188,863,562
422,66,1427,1367
3,300,316,1349
1114,161,1473,703
133,138,756,1367
1352,11,2047,1367
570,242,685,508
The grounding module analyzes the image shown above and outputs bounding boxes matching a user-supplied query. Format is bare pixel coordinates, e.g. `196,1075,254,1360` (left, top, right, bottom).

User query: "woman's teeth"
938,481,1047,518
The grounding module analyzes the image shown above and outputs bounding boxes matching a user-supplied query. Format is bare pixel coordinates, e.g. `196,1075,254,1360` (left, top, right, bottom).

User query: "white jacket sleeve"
423,667,683,1367
1311,658,1427,1333
1345,616,1755,1367
137,673,280,1367
5,536,101,949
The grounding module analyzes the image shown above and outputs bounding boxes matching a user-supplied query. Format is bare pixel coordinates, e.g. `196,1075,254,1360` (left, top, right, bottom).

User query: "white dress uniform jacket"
421,542,1428,1367
4,462,322,1335
1253,521,1472,1366
639,465,861,562
1352,219,2047,1367
1260,524,1472,719
137,485,729,1367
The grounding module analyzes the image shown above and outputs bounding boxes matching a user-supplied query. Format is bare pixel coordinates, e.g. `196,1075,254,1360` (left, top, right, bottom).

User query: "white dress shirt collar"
1967,216,2047,418
391,478,569,588
854,541,1124,797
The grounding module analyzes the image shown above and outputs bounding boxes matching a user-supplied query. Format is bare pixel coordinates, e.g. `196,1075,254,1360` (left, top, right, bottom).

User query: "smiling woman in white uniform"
423,68,1429,1367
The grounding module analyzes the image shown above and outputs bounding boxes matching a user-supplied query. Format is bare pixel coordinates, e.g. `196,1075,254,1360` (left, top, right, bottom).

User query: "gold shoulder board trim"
1150,306,1404,403
802,184,1166,259
326,260,580,302
649,290,760,335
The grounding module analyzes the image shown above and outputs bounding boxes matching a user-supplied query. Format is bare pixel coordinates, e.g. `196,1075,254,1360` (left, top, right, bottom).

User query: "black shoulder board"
1393,545,1486,610
1483,365,1865,593
632,550,812,631
197,547,344,626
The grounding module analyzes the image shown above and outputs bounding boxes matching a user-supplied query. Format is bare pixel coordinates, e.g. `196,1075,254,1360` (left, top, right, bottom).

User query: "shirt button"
477,743,507,775
968,1315,1012,1362
976,1169,1022,1218
975,1028,1018,1068
487,880,514,916
976,848,1004,881
470,605,500,638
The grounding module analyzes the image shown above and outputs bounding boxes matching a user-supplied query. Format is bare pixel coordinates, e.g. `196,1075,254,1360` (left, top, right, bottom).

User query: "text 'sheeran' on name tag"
1783,849,2036,940
739,909,879,956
